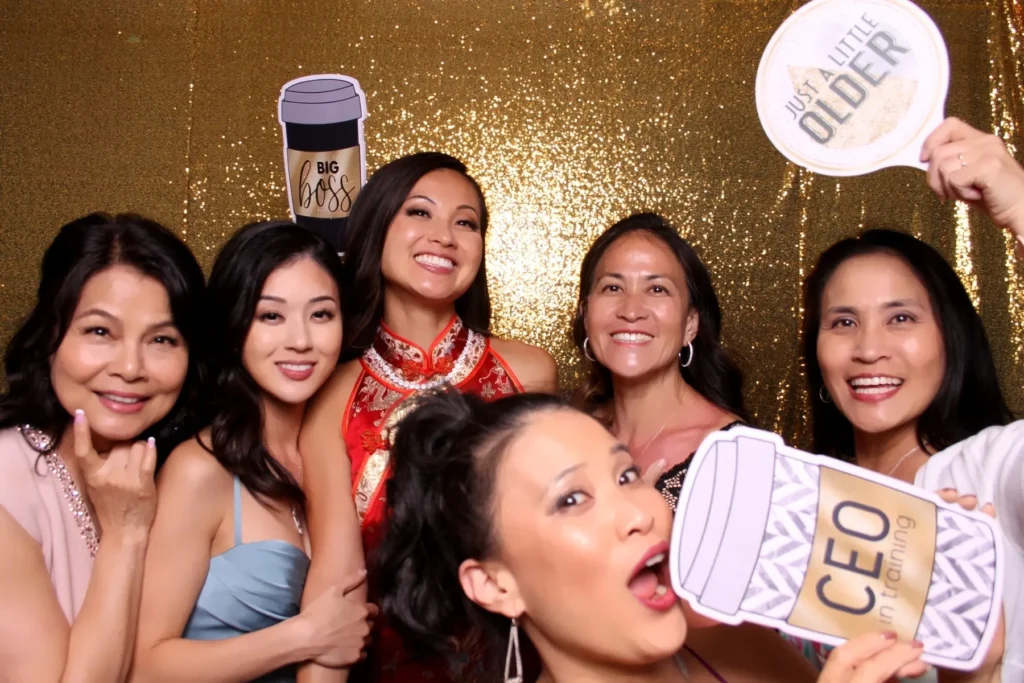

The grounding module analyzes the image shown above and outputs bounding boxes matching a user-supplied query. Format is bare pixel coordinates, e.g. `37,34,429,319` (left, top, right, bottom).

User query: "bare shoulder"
490,336,559,393
305,359,363,423
157,432,231,496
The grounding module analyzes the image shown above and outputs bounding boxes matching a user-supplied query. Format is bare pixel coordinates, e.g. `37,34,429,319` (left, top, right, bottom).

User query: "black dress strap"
654,421,745,512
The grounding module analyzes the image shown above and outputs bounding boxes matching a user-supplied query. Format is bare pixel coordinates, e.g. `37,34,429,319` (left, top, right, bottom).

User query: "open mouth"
277,362,316,381
96,391,149,414
414,253,456,271
848,375,903,396
611,332,654,344
627,541,676,612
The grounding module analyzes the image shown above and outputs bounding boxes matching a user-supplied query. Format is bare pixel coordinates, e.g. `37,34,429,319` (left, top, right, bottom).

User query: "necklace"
291,456,304,535
885,444,921,478
638,420,670,461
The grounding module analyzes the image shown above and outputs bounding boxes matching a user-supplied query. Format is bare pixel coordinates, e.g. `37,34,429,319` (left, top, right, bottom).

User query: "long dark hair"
572,213,748,421
340,152,492,359
803,228,1012,459
202,220,343,507
374,389,564,675
0,212,208,459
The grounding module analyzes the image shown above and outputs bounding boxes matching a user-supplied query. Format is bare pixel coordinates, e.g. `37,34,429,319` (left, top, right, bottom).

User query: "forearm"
61,531,149,683
295,559,365,683
133,619,309,683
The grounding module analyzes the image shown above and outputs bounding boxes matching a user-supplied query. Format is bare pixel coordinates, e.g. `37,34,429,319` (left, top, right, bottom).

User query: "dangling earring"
679,342,694,369
505,617,523,683
819,386,832,403
583,337,597,362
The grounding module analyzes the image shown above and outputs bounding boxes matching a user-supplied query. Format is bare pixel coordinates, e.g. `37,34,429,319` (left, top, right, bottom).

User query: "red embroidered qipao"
343,315,522,682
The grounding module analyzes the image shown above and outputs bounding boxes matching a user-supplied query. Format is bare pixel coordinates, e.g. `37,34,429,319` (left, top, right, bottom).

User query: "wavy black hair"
340,152,491,359
373,389,564,676
201,220,344,507
0,212,208,459
803,228,1012,459
572,213,748,421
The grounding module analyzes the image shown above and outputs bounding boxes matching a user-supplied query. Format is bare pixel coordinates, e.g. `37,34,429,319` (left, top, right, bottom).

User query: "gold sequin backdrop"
1,1,1022,446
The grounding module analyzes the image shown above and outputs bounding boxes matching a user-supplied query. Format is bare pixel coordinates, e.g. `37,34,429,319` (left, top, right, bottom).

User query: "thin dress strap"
683,644,728,682
232,476,243,546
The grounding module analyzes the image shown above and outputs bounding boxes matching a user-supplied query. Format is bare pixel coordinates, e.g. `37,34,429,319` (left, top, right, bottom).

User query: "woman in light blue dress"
132,221,373,682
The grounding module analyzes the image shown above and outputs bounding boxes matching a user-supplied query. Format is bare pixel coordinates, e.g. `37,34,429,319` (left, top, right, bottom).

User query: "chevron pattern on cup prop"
740,455,820,620
914,509,998,660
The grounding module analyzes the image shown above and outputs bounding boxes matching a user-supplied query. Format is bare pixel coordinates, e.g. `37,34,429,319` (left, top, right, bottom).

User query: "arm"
0,506,148,683
296,364,367,683
491,337,559,393
132,443,313,683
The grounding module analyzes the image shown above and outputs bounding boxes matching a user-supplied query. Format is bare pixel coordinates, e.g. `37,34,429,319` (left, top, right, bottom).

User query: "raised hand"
72,408,158,537
295,569,377,667
921,117,1024,238
818,631,927,683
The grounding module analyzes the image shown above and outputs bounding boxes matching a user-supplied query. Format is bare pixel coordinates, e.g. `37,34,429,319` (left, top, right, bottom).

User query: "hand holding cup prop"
668,426,1004,672
755,0,949,176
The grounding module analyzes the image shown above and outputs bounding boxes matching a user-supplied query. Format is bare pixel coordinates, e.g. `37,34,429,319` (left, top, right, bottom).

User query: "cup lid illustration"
280,76,364,125
755,0,949,176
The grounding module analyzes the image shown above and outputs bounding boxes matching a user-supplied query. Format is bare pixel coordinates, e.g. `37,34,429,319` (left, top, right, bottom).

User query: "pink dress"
0,426,94,622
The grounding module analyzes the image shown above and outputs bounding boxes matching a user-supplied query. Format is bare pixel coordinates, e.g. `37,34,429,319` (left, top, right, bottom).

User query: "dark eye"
650,285,667,294
828,317,855,329
153,335,180,346
555,491,590,510
406,208,430,218
456,218,480,231
620,466,641,485
601,284,621,293
258,312,282,322
891,312,916,324
85,327,110,337
311,309,335,321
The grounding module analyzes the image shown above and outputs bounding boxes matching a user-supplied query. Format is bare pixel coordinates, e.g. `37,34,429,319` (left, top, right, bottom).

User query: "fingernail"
881,631,898,640
74,409,85,423
147,437,156,447
358,568,367,576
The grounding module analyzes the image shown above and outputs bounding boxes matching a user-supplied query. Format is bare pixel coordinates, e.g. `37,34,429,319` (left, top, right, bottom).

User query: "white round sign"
755,0,949,176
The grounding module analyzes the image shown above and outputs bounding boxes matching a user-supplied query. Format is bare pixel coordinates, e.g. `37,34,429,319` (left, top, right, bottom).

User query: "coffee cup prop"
669,426,1003,671
755,0,949,176
278,74,367,252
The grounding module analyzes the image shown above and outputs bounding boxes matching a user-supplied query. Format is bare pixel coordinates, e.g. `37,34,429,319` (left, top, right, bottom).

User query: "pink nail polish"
74,409,85,423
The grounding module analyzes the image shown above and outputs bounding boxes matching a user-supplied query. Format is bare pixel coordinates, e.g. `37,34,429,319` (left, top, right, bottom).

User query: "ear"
683,308,699,346
459,558,524,620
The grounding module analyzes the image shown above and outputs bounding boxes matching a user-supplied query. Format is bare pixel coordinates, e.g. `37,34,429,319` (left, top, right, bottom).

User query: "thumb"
341,568,368,595
642,459,668,485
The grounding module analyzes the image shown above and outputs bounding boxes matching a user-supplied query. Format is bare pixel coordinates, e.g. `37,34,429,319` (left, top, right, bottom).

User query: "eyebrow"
75,308,175,331
260,294,338,305
407,195,480,217
823,299,924,316
598,272,668,281
542,444,631,497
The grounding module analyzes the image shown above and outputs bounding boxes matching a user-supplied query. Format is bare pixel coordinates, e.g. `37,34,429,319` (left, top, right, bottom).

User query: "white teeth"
415,254,455,269
102,394,143,404
612,332,653,343
645,553,665,568
654,585,668,597
280,363,313,371
849,376,903,387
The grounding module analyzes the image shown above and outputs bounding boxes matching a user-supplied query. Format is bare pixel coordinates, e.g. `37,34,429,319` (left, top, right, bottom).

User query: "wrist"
284,613,317,661
100,527,150,550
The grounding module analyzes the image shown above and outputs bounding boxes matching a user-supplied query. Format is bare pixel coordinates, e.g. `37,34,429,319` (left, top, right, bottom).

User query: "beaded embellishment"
17,425,100,557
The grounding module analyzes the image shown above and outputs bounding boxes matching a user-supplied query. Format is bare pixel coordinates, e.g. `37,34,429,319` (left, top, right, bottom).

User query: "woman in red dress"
298,152,557,683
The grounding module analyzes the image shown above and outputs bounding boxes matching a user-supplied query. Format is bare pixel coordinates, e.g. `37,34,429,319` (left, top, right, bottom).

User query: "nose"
286,317,313,353
427,219,456,248
108,339,145,383
852,319,891,363
615,291,649,323
617,488,657,542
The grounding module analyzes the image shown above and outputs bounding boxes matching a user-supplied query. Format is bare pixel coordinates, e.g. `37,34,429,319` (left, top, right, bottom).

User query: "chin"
89,415,159,444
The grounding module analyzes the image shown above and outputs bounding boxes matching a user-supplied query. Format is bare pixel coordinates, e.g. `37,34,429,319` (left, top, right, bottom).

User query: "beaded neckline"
17,425,100,558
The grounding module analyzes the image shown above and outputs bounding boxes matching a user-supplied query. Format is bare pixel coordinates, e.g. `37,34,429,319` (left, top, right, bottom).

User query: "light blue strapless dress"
182,477,310,683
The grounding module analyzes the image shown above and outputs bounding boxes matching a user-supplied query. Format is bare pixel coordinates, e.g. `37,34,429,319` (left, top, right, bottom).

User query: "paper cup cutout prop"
278,75,368,252
669,426,1003,671
755,0,949,176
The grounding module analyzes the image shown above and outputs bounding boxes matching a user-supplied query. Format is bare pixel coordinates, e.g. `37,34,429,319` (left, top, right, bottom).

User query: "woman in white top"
802,118,1024,681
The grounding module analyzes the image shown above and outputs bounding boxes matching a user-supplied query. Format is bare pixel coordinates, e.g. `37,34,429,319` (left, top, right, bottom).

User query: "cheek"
148,347,190,392
50,338,101,387
315,322,343,357
816,335,848,381
457,233,483,272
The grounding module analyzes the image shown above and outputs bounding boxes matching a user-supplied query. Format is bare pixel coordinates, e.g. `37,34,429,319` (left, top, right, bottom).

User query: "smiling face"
242,256,342,406
379,168,485,305
50,265,189,446
460,408,687,671
816,252,946,438
584,231,698,381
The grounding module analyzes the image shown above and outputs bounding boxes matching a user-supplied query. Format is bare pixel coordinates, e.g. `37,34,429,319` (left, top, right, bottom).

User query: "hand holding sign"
669,426,1004,672
756,0,949,176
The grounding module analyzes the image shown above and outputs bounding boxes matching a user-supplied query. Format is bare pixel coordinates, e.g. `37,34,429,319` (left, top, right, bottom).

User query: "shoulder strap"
232,476,243,546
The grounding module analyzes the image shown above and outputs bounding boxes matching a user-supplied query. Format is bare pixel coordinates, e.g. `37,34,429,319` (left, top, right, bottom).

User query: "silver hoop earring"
819,386,832,403
583,337,596,362
679,342,694,369
505,617,523,683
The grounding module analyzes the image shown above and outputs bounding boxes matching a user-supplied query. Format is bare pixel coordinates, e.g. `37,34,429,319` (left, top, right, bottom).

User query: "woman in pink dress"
0,213,208,681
